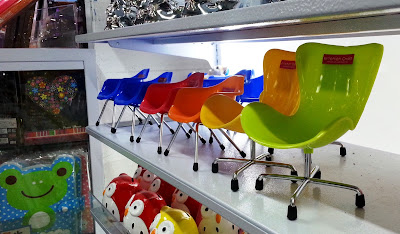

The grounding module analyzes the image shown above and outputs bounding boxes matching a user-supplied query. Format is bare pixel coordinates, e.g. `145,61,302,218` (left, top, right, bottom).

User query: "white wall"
219,35,400,155
94,43,212,184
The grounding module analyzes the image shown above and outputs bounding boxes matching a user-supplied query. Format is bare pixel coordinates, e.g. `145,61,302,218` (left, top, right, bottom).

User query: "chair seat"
97,79,122,100
169,76,244,125
200,94,244,133
241,102,354,150
168,108,201,123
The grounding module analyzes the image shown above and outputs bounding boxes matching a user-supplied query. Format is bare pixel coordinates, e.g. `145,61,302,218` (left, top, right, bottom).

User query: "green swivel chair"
241,42,383,220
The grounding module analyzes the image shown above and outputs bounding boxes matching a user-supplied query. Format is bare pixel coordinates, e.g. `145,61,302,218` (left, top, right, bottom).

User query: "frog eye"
157,220,174,234
5,176,17,185
201,205,215,218
150,213,161,231
143,170,155,182
105,182,117,197
133,167,142,179
149,178,161,192
52,161,72,179
129,200,144,216
57,168,67,176
0,169,21,189
175,190,188,203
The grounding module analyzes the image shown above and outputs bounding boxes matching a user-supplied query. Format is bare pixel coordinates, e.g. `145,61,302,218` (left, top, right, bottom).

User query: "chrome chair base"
330,141,347,156
212,140,297,192
255,153,365,221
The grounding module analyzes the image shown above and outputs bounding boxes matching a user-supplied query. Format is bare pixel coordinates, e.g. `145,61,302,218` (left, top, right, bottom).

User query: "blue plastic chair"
203,69,253,87
236,75,263,103
113,72,173,141
96,69,150,126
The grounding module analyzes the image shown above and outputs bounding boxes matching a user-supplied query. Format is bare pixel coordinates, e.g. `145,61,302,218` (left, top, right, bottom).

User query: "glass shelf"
90,193,129,234
87,123,400,233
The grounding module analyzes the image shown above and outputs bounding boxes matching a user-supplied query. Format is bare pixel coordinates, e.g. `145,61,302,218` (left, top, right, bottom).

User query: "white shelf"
87,123,400,234
76,0,400,45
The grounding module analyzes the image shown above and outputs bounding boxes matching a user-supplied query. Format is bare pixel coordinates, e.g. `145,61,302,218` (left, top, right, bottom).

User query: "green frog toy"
0,161,73,232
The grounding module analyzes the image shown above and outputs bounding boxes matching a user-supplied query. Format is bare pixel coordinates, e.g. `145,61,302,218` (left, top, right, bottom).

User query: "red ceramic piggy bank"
133,166,157,190
102,173,141,221
123,190,167,234
148,178,176,206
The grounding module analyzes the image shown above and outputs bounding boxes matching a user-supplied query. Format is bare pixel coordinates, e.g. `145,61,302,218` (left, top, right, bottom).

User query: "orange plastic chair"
138,73,204,154
167,75,245,171
200,49,299,191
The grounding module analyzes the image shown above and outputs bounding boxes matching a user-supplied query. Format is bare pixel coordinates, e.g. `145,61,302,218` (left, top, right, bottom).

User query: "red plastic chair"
167,75,244,171
138,73,204,154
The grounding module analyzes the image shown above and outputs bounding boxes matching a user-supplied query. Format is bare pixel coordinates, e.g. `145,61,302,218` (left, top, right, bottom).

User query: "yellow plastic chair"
200,49,300,192
241,43,384,220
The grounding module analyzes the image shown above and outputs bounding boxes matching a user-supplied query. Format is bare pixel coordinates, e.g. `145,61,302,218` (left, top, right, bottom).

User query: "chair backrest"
214,75,244,96
131,68,150,79
236,74,263,102
170,75,244,121
296,42,383,130
203,69,253,87
149,72,173,84
141,73,204,110
234,69,254,83
260,49,300,116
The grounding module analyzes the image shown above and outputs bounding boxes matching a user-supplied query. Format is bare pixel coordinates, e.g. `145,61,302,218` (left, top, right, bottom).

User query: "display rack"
87,124,400,234
77,0,400,232
76,0,400,47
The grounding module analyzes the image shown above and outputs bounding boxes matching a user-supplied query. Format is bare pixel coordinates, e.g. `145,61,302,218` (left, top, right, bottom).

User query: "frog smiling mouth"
21,185,54,198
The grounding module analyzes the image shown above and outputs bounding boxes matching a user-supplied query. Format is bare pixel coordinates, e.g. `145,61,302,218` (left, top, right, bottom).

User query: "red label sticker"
280,60,296,69
158,77,167,82
323,54,354,65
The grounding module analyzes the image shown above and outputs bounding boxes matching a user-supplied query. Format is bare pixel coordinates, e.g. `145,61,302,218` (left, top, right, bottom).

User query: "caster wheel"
268,148,274,154
200,138,206,144
186,133,191,138
193,163,199,171
212,163,218,173
266,155,272,161
96,121,100,126
149,121,153,125
138,118,143,124
111,128,116,133
188,129,193,134
314,170,321,179
157,147,162,154
209,137,213,144
356,194,365,208
136,137,141,143
164,150,169,156
219,144,225,151
255,178,264,190
231,179,239,192
291,171,298,183
130,136,134,142
340,147,347,157
170,129,175,134
287,205,297,220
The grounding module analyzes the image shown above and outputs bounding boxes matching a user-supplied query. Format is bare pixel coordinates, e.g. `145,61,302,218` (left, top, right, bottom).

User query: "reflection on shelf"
90,193,129,234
